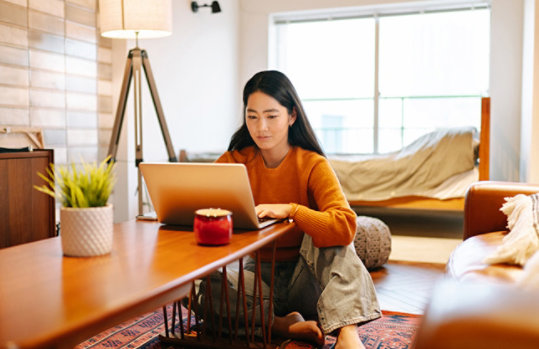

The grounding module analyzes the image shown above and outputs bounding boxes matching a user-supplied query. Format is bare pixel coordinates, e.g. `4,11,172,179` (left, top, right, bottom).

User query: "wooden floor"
370,261,446,315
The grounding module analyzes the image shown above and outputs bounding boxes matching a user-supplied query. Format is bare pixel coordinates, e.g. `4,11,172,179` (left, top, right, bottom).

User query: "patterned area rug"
279,311,420,349
76,307,421,349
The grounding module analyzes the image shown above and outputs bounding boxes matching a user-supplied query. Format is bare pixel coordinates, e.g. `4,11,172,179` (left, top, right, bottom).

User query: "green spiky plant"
34,156,116,208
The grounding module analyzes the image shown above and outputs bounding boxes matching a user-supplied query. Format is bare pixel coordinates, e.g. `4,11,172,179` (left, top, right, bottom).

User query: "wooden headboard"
478,97,490,180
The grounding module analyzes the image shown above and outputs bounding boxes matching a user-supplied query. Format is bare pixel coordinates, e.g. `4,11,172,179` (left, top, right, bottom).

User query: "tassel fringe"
484,194,539,266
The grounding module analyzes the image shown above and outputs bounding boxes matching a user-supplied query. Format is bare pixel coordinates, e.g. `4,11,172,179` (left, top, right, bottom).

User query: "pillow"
484,193,539,266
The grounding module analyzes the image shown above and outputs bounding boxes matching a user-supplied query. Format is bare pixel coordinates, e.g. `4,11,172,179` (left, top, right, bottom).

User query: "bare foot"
335,325,365,349
272,311,324,345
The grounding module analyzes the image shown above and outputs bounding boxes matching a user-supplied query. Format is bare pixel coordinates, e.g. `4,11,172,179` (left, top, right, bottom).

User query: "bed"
330,97,490,212
179,97,490,212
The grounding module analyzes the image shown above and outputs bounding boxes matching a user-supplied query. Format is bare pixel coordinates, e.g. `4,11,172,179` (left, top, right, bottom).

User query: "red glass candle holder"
194,208,233,245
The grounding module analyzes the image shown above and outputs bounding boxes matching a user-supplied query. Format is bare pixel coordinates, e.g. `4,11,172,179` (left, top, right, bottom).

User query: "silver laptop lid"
139,162,271,229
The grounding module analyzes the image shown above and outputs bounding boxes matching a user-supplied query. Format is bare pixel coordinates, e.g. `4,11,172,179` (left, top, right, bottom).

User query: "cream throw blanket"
329,127,476,201
520,250,539,289
485,193,539,266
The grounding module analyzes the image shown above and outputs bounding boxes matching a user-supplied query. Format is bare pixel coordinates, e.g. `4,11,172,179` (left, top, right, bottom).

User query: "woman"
213,70,381,348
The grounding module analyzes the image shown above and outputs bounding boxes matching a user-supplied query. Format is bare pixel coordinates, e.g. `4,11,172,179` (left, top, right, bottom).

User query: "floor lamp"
99,0,177,216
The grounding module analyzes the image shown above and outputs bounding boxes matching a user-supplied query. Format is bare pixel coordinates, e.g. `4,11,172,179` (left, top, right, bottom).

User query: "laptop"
139,162,279,229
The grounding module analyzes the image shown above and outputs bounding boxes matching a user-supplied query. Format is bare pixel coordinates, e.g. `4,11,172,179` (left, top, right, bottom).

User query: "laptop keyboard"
258,216,273,223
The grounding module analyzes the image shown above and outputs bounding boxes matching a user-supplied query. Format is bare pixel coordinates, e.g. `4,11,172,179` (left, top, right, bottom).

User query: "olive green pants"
199,234,381,334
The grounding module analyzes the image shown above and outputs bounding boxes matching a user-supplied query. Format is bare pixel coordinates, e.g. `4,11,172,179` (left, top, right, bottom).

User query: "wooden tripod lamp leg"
107,50,134,162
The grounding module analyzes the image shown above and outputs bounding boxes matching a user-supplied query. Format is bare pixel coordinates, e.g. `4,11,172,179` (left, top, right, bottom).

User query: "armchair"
414,181,539,349
448,181,539,283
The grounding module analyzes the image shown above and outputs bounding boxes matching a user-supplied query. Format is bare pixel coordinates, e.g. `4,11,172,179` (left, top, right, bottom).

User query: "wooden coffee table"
0,220,294,349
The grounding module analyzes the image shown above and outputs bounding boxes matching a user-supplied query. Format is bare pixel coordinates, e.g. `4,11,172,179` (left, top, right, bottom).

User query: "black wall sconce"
191,1,221,14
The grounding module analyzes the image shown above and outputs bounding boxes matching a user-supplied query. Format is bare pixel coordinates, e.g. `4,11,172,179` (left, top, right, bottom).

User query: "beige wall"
0,0,113,165
489,0,524,181
521,0,539,183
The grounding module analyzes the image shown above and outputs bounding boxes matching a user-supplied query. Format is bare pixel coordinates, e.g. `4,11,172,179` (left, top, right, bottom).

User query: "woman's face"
245,91,296,154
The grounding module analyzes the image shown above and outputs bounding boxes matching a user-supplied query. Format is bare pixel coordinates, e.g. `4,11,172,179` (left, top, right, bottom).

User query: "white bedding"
329,127,477,201
417,167,478,199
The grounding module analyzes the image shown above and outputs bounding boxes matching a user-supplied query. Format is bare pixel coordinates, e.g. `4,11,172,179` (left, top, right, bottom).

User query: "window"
270,4,490,154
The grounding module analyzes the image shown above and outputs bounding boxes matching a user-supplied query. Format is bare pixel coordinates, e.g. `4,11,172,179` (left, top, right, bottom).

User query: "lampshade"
99,0,172,39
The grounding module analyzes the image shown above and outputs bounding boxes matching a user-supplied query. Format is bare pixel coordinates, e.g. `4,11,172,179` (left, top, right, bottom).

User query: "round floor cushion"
354,216,392,270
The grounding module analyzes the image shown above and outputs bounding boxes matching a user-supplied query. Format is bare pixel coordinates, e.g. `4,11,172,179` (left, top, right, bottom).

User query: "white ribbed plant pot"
60,204,113,257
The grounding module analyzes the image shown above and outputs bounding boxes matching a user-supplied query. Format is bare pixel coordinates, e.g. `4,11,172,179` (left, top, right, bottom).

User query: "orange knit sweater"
216,146,357,261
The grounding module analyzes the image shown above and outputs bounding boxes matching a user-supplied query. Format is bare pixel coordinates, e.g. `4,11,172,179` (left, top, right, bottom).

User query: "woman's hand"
255,204,293,219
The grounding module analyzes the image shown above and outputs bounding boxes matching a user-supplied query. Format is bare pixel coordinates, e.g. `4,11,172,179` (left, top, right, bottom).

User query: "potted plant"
35,157,116,257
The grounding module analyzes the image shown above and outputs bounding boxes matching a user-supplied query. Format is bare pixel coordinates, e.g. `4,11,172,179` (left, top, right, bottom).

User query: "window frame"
269,0,491,155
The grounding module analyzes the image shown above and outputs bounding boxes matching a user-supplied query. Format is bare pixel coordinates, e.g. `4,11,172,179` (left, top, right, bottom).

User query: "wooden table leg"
160,245,282,348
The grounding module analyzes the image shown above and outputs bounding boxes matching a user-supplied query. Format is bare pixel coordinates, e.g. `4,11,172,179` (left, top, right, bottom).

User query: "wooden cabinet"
0,150,56,248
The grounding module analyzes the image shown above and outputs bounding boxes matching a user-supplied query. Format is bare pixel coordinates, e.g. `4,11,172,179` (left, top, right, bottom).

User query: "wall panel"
0,0,113,166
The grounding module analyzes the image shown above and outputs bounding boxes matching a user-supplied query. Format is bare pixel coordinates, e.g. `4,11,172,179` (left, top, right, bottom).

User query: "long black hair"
227,70,325,157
